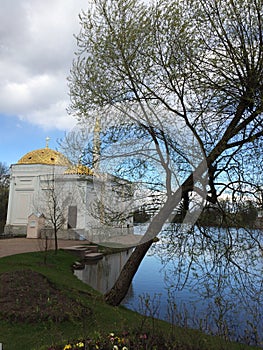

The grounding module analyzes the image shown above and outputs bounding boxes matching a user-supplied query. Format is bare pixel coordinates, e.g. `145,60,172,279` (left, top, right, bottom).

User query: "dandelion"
75,341,84,348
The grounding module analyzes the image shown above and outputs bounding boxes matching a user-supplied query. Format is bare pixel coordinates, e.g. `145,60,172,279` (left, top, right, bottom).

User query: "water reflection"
74,225,263,346
74,249,133,294
122,252,263,344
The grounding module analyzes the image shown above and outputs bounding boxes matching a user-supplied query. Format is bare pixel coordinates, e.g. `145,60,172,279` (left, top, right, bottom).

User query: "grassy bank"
0,250,258,350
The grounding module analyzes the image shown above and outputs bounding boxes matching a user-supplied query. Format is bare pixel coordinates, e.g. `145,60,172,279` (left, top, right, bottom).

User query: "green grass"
0,250,259,350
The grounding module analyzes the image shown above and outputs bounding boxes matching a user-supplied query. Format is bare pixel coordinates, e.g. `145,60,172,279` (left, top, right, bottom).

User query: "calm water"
74,249,133,294
75,226,263,346
122,252,263,343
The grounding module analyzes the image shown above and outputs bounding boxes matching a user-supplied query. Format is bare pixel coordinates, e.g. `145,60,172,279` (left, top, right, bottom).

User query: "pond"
74,249,133,294
74,225,263,346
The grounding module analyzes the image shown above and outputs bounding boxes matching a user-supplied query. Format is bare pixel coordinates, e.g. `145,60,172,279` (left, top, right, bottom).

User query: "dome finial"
45,136,50,148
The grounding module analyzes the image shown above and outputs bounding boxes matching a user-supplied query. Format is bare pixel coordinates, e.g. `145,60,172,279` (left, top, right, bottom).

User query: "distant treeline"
135,199,261,229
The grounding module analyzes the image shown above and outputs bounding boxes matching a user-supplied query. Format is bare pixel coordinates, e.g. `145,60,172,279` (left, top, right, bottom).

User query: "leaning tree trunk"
104,101,248,306
104,239,154,306
104,160,209,306
104,188,188,306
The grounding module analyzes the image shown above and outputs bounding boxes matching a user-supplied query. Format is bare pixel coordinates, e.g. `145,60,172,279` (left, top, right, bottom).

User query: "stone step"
72,261,85,270
84,252,103,261
61,246,88,259
85,245,99,253
62,245,100,259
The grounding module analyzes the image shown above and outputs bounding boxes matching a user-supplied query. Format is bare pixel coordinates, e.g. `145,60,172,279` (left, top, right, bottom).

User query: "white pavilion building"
4,144,133,241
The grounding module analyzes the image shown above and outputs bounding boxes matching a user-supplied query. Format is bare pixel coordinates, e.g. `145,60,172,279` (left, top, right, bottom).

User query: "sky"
0,0,88,166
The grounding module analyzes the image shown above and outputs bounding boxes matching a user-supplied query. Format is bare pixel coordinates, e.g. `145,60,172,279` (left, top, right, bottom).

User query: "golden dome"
64,164,93,175
18,148,71,166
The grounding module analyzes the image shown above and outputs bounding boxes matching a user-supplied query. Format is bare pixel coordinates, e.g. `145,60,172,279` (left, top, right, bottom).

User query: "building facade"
4,146,133,241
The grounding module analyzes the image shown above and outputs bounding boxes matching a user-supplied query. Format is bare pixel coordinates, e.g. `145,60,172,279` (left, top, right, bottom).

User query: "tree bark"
104,182,194,306
54,229,58,253
104,239,154,306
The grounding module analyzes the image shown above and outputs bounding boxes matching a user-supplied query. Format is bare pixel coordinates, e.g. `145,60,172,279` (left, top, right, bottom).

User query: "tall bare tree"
37,172,71,253
68,0,263,305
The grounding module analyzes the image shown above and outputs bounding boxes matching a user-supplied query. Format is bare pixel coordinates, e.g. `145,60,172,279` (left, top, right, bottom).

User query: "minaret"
92,116,101,170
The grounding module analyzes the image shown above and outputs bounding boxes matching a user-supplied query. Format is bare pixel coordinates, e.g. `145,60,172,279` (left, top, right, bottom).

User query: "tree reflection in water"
75,225,263,346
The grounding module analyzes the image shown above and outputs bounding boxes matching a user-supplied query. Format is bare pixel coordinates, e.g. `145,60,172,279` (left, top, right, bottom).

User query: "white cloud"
0,0,87,131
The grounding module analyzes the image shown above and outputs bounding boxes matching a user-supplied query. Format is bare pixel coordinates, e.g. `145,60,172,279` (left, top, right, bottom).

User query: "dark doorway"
68,206,77,228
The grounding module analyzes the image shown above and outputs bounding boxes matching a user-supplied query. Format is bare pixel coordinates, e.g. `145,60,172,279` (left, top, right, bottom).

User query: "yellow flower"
63,345,72,350
76,341,85,348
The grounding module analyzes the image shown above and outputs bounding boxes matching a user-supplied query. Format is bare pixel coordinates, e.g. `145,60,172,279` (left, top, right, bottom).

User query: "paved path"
0,238,86,258
0,234,143,258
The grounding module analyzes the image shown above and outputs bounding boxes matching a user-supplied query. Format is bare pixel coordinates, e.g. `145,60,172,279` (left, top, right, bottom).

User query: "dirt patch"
0,270,92,323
